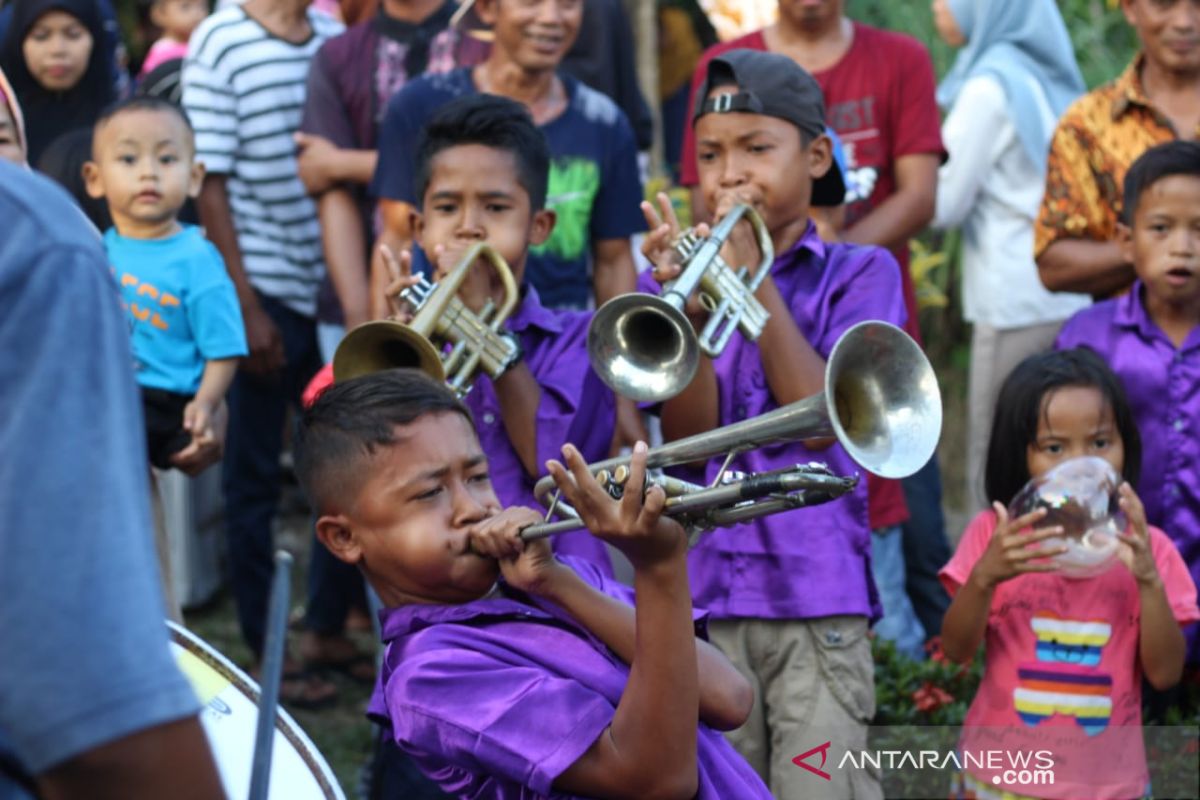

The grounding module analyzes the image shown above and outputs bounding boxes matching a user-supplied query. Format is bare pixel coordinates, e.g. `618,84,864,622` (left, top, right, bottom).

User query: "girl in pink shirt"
138,0,208,77
940,348,1199,799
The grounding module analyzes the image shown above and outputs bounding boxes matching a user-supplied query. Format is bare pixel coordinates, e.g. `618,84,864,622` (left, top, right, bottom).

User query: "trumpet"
587,203,774,403
332,243,520,397
521,321,941,542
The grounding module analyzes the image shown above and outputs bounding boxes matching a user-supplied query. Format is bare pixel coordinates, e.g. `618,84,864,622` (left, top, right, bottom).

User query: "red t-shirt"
678,23,946,529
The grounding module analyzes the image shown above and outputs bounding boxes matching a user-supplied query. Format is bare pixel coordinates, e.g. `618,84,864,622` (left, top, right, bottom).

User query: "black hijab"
0,0,115,166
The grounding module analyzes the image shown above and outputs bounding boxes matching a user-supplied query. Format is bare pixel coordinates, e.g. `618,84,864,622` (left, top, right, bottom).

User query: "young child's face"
416,143,554,288
84,109,203,236
0,101,23,164
327,411,504,607
1121,173,1200,309
22,10,92,92
150,0,208,41
1026,385,1126,481
694,89,832,238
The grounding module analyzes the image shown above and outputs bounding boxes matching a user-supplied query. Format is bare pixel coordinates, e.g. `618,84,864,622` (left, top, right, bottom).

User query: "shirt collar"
775,220,827,268
1111,53,1158,121
379,582,556,642
506,283,564,335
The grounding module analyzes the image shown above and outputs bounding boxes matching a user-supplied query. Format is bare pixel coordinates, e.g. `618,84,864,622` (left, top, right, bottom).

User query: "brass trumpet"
587,203,774,403
521,321,941,542
332,243,520,397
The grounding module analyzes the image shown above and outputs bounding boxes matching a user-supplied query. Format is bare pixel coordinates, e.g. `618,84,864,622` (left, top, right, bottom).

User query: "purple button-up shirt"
370,557,772,799
466,285,616,572
671,223,906,620
1055,283,1200,663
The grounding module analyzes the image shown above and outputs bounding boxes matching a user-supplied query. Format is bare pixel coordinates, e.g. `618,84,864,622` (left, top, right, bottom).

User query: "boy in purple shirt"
643,49,905,799
1055,140,1200,666
379,93,617,571
293,368,772,799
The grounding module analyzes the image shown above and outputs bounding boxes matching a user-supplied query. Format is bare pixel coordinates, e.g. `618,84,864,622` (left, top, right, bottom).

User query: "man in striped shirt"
182,0,342,702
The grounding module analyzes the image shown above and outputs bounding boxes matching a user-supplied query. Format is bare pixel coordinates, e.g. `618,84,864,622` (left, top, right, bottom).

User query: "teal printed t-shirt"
371,68,644,309
105,225,247,394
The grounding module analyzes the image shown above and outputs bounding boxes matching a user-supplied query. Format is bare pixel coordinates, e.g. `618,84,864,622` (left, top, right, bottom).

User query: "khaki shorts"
708,616,881,800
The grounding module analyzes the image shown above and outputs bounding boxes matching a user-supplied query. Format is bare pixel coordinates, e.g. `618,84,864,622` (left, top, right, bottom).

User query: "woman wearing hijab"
0,0,115,168
931,0,1093,511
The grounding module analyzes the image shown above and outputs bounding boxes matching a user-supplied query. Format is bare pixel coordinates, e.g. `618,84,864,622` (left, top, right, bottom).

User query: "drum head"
168,622,345,799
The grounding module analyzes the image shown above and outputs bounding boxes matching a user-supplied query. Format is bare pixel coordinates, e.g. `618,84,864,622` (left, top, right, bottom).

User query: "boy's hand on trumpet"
546,441,687,571
468,507,568,596
430,242,494,315
379,243,420,325
641,191,709,327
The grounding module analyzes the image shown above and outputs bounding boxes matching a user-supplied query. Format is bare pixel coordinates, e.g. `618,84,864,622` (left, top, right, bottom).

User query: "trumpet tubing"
332,243,520,395
524,321,941,541
587,203,775,403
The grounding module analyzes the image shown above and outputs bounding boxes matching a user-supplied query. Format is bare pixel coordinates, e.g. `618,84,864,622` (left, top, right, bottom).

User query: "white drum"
168,622,345,800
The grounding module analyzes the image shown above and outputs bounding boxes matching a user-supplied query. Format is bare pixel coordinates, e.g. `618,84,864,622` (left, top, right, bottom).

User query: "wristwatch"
494,332,524,379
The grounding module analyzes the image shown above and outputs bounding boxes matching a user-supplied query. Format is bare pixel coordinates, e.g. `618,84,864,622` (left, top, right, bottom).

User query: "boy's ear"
474,0,499,27
1116,221,1135,266
807,133,834,182
529,208,556,247
411,208,425,249
315,514,364,566
187,159,206,199
82,160,105,199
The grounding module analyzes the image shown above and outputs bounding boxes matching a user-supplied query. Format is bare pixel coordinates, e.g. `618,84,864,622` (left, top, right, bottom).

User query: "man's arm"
318,188,371,330
295,133,378,195
591,237,637,306
842,153,939,250
1036,238,1133,296
195,175,284,373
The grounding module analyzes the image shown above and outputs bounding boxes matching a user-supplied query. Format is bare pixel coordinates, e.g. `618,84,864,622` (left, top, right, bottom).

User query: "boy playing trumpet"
644,49,907,799
296,368,772,798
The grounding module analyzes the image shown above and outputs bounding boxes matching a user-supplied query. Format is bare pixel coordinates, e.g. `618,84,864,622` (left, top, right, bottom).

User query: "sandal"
278,669,340,710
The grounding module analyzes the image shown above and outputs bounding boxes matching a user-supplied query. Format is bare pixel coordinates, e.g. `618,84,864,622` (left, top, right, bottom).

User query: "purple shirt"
467,285,616,572
1055,283,1200,663
661,223,906,620
370,557,772,799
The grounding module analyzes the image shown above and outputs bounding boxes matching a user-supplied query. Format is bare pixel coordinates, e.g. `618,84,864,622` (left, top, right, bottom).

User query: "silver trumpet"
332,243,520,397
587,203,774,403
521,321,942,542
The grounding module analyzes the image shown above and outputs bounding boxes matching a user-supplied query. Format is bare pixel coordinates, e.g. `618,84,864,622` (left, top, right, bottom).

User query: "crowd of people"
1,0,1199,798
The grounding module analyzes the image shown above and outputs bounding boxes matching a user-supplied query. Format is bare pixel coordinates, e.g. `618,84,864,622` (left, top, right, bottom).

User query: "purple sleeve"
386,646,614,795
816,245,907,357
1053,309,1093,351
299,44,357,150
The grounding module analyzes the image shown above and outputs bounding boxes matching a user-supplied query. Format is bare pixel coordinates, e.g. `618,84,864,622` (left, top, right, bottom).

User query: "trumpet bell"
587,293,701,403
826,321,942,479
332,320,446,384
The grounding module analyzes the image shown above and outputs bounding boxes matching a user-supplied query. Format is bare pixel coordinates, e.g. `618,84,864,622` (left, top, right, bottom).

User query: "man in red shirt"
677,0,951,661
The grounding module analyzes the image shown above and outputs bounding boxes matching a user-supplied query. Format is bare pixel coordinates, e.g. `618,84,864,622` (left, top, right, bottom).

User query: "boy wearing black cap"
644,49,903,799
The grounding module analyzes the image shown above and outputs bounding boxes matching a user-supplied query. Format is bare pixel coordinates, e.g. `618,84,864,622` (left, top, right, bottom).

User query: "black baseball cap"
692,49,846,207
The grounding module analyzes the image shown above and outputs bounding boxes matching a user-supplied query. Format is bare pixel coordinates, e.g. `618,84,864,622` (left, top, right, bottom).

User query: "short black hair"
412,94,550,210
1121,140,1200,224
294,369,475,514
93,95,194,152
984,348,1142,507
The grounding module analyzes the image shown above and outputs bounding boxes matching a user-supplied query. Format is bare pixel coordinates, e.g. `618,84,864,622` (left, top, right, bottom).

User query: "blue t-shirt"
371,69,644,309
105,225,247,395
0,163,200,790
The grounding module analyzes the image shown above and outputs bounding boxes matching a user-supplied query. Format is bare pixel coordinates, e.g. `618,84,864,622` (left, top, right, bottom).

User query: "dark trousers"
222,292,322,657
901,456,953,641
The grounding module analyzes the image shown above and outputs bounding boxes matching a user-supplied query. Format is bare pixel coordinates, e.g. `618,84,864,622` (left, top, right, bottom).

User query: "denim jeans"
222,292,322,656
870,525,926,661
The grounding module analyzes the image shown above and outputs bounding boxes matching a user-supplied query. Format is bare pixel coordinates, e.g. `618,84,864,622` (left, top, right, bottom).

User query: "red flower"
925,636,950,665
912,682,954,713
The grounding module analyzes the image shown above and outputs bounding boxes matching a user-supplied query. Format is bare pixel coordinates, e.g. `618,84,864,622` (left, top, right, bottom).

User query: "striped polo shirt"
182,7,342,317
